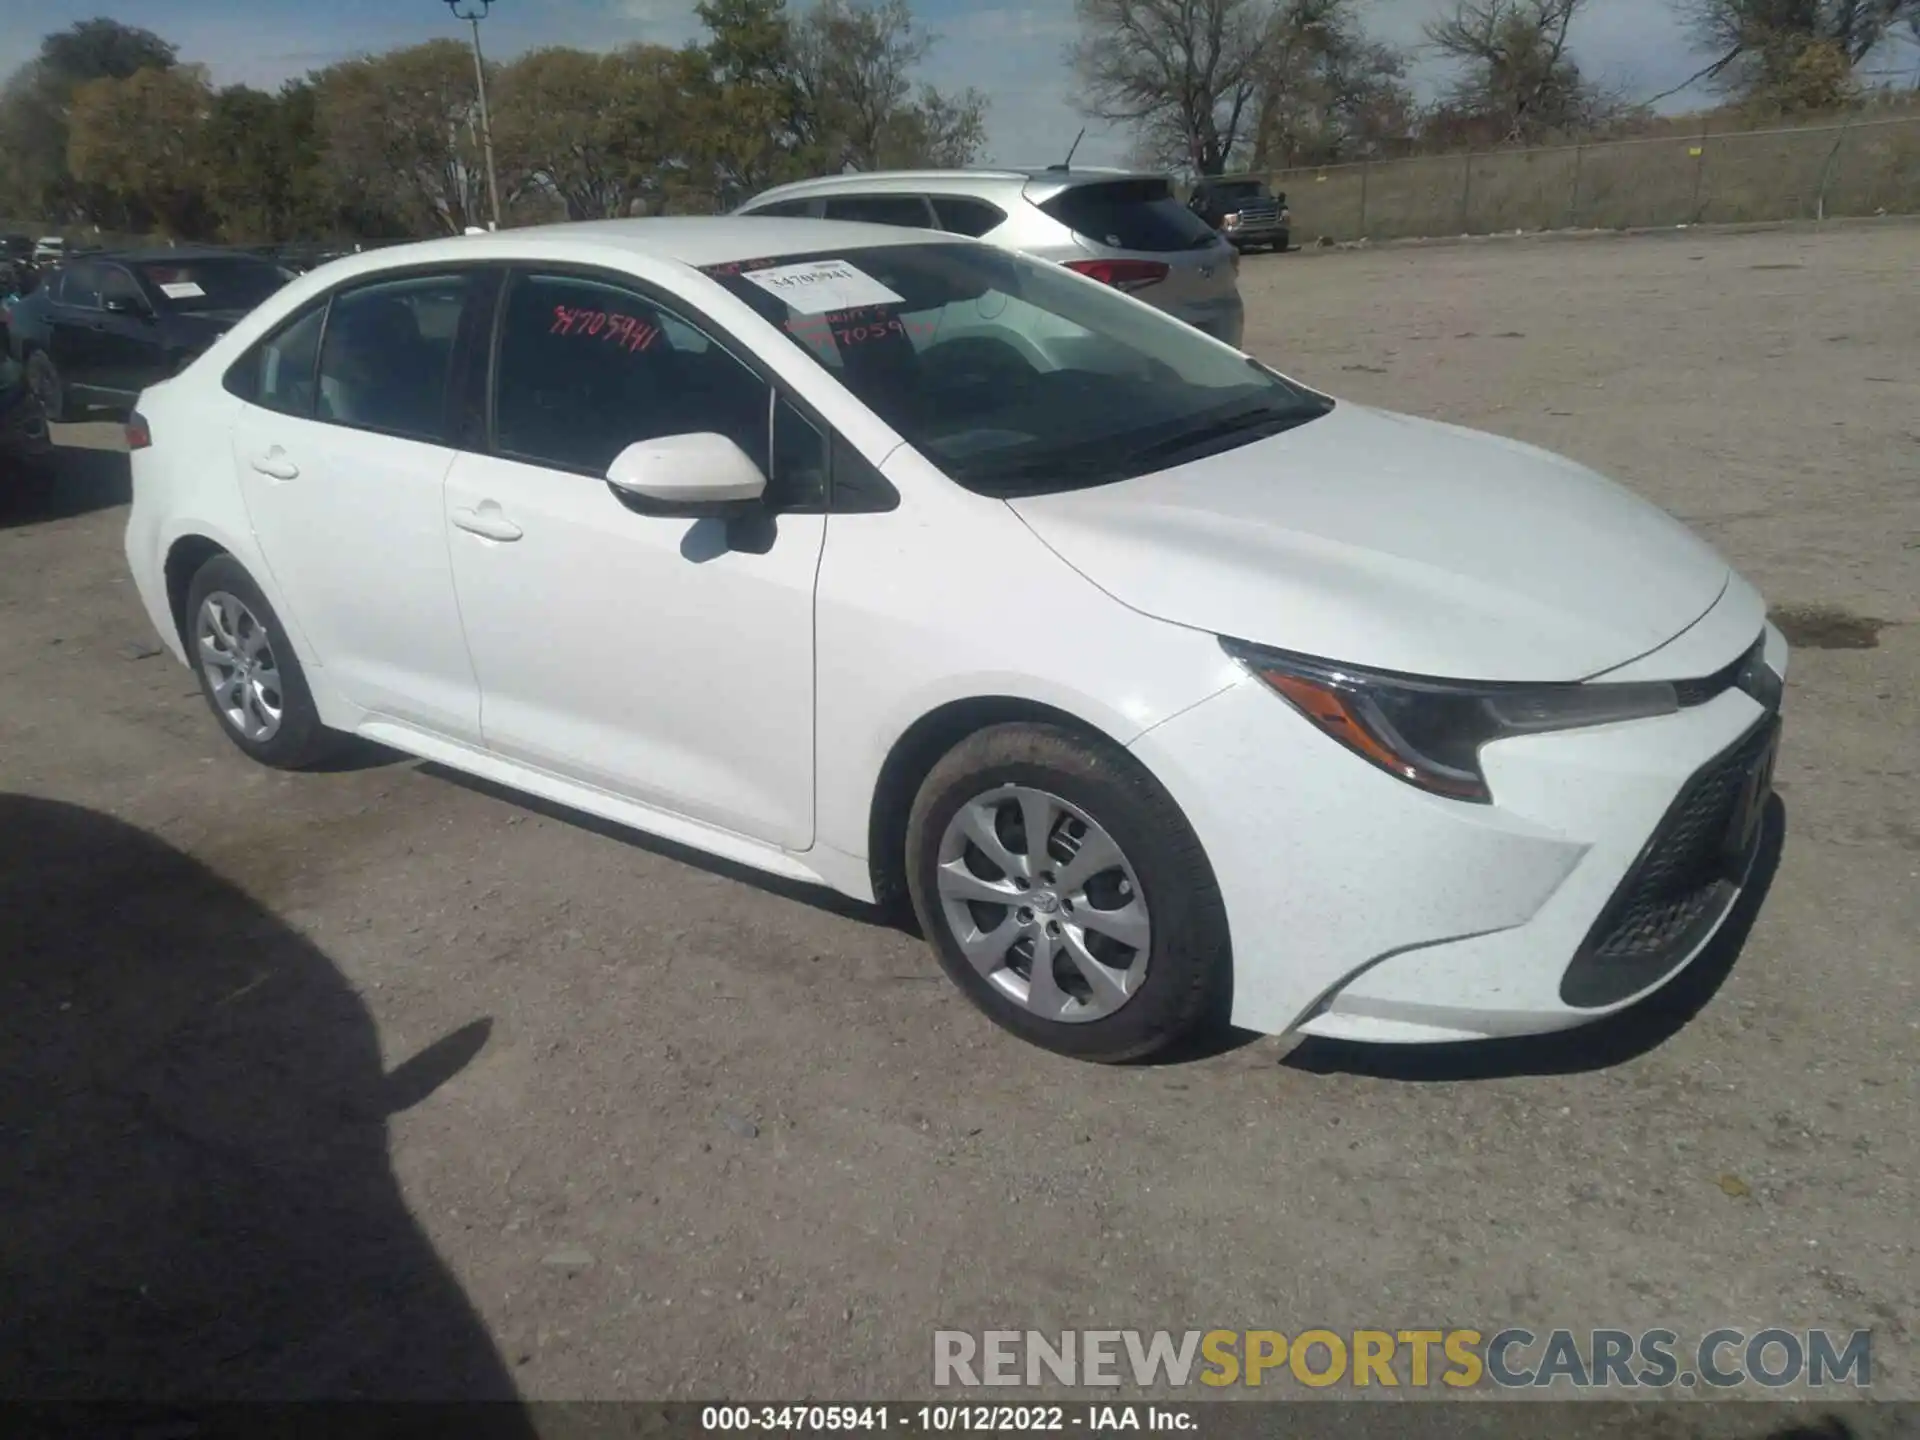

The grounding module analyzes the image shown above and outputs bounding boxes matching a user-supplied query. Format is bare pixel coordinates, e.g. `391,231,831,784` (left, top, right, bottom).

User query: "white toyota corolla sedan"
123,217,1786,1062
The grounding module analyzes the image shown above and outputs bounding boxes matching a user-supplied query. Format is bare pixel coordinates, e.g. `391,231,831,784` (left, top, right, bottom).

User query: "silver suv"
734,169,1245,348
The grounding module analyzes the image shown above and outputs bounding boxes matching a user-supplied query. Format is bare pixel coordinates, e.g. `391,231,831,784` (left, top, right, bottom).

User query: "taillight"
1064,258,1169,293
126,411,152,450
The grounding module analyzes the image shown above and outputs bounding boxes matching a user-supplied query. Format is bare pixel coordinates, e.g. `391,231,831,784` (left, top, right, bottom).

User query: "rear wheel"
3,461,55,514
24,351,62,423
185,554,340,769
905,722,1231,1062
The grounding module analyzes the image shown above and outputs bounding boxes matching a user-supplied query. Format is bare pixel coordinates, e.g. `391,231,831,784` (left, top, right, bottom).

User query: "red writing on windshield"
701,257,782,278
551,305,658,352
787,307,934,349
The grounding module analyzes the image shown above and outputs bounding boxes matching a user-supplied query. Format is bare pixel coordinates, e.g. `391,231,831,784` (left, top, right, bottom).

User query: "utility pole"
445,0,502,230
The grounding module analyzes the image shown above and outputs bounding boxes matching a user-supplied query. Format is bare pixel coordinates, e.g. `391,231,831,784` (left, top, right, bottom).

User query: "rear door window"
1040,180,1220,252
823,194,936,229
317,273,475,442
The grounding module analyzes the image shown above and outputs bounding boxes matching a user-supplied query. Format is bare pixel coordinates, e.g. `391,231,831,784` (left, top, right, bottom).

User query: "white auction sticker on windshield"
157,281,205,299
738,259,903,315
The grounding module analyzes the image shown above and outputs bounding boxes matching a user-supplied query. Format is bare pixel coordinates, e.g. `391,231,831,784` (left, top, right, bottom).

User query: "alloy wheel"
196,591,284,743
934,784,1151,1023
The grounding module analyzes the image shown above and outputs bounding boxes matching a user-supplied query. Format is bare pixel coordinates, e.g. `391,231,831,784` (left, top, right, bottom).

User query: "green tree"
66,64,213,236
197,83,343,242
690,0,816,207
493,44,702,220
310,40,493,235
0,18,178,222
686,0,988,207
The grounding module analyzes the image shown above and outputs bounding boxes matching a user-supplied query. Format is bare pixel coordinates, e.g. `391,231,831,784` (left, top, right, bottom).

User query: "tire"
905,722,1231,1062
184,553,340,769
25,350,63,423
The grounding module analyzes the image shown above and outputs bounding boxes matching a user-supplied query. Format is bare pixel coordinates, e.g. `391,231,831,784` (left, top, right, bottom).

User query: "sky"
0,0,1804,169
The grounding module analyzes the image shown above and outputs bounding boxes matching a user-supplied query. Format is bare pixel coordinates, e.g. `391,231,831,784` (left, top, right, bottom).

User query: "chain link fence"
1270,114,1920,244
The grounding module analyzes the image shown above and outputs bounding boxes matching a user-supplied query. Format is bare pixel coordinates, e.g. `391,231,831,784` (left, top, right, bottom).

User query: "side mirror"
103,295,151,318
605,432,767,518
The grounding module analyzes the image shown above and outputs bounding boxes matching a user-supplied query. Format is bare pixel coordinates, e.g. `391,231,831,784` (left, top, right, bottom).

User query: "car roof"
740,167,1169,208
73,246,265,265
302,216,957,279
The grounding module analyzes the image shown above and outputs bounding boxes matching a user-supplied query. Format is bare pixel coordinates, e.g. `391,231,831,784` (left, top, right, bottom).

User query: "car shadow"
0,793,534,1422
419,763,914,934
1,437,131,528
306,735,413,773
1284,794,1788,1083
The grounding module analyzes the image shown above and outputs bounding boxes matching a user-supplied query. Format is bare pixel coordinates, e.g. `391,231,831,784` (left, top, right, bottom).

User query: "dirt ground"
1,223,1916,1410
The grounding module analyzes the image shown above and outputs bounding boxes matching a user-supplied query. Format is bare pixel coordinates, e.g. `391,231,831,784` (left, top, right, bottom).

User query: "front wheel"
905,722,1231,1062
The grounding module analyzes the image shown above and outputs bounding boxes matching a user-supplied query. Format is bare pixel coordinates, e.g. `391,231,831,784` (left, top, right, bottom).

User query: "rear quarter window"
930,195,1008,238
748,199,820,218
1040,180,1220,252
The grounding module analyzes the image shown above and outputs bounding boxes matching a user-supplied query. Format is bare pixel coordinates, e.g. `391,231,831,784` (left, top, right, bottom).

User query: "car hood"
1007,404,1731,683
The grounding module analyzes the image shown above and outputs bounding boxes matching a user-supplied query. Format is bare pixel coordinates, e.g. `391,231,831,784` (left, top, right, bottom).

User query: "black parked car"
0,351,55,510
1187,176,1290,253
7,247,293,420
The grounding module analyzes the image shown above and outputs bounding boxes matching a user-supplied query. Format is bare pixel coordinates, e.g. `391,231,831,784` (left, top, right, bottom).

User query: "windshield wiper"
1130,406,1303,467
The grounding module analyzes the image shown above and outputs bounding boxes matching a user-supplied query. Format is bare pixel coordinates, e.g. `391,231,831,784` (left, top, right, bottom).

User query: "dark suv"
1188,177,1290,253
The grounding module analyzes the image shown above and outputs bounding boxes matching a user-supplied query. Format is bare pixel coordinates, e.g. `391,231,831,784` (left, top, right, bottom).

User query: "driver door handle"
249,451,299,480
451,505,523,543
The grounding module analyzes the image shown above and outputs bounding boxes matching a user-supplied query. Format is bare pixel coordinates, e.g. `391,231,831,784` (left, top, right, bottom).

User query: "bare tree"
1248,0,1415,167
1072,0,1275,175
1679,0,1920,110
1424,0,1606,143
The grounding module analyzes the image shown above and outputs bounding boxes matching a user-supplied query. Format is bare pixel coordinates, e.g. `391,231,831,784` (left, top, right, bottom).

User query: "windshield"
703,242,1330,497
134,258,289,314
1212,180,1269,203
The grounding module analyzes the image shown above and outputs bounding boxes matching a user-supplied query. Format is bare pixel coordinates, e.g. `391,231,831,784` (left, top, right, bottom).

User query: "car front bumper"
1127,616,1787,1043
1223,220,1288,248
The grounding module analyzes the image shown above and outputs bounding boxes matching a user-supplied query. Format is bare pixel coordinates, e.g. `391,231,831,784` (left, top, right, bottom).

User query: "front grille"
1233,202,1280,223
1560,717,1777,1007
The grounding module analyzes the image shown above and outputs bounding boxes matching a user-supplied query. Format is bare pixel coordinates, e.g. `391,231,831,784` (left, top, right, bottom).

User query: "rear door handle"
451,505,523,543
249,451,299,480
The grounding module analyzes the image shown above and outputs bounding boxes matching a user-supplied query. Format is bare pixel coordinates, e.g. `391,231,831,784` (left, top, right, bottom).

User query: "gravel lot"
2,222,1916,1411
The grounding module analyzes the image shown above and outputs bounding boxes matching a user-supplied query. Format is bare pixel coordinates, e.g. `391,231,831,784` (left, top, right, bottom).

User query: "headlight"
1221,638,1679,803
